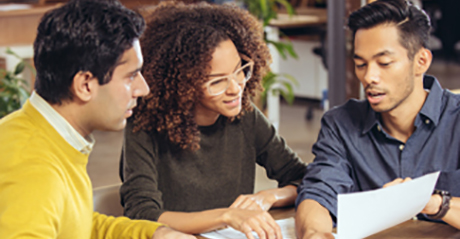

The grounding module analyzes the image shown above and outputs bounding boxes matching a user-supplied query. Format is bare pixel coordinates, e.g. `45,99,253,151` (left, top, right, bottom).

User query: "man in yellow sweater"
0,0,195,238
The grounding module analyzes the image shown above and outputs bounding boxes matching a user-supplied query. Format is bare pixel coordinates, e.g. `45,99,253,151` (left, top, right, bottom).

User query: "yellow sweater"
0,101,162,239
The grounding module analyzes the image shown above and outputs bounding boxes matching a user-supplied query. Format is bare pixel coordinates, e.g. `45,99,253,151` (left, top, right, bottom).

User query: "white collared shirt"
29,91,95,155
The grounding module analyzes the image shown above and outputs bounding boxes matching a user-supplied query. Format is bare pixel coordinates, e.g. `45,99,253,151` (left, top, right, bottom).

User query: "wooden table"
197,207,460,238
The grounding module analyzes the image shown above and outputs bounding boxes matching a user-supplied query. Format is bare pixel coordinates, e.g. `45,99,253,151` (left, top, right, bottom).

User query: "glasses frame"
203,54,254,96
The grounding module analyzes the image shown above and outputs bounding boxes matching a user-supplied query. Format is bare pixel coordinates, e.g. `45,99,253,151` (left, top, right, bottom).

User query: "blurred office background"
1,0,459,191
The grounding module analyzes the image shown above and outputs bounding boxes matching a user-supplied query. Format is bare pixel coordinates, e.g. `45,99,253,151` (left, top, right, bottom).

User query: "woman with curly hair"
120,2,307,238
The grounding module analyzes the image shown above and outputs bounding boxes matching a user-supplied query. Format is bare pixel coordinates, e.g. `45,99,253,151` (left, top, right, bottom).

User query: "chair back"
93,183,124,217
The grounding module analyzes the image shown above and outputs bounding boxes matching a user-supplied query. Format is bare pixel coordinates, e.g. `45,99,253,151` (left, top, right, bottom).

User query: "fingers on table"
240,212,282,239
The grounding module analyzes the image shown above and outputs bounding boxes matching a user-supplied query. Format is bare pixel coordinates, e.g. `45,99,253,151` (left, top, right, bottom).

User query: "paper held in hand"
336,171,440,239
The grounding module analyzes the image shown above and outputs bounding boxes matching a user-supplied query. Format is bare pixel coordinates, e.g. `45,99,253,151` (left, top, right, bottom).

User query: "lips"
224,98,239,103
366,91,385,104
127,102,137,110
224,97,241,108
125,103,137,117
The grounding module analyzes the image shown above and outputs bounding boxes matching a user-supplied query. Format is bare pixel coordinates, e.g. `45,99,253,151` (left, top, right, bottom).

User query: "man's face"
353,24,416,113
89,39,149,131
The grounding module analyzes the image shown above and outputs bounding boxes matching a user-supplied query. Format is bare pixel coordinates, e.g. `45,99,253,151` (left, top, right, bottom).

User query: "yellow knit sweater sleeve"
0,163,67,239
91,212,163,239
0,101,164,239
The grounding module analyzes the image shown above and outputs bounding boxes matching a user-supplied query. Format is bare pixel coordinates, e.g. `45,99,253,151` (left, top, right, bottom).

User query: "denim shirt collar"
361,75,443,135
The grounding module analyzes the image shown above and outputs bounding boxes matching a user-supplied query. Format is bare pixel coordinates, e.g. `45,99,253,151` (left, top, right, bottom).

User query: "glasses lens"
235,63,253,83
209,77,229,95
207,62,253,95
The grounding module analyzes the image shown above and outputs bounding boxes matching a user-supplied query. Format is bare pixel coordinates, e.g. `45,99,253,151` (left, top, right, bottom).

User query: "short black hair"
348,0,431,59
33,0,145,104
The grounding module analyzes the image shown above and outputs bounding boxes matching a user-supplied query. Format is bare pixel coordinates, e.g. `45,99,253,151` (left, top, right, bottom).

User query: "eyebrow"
114,59,142,78
208,58,242,77
353,50,395,60
125,67,142,77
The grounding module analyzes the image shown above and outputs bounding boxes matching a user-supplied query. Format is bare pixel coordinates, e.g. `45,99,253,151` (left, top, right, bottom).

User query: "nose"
362,63,380,86
225,78,242,95
134,73,150,97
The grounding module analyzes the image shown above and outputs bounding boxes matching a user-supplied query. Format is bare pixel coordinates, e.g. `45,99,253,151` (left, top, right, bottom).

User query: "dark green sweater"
120,107,307,221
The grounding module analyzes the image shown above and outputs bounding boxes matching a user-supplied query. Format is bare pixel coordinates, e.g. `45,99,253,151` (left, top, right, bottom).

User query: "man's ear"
414,48,432,76
70,71,98,103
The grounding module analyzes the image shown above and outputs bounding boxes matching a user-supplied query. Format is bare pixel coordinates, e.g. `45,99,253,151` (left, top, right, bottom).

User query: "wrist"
304,229,319,236
303,228,328,239
261,189,278,205
426,194,443,215
426,190,451,219
220,208,233,226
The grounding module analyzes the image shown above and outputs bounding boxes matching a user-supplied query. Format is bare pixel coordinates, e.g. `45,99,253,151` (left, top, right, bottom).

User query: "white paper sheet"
200,217,296,239
336,171,440,239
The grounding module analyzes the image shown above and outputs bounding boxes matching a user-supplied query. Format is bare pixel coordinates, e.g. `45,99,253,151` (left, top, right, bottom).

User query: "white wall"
279,39,328,100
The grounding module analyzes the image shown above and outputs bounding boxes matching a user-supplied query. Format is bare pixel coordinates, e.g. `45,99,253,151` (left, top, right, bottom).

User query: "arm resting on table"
295,199,334,239
158,209,228,234
441,197,460,230
158,207,281,239
270,185,298,208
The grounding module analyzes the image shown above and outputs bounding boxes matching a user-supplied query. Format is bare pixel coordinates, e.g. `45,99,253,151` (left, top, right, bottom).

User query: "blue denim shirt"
296,75,460,220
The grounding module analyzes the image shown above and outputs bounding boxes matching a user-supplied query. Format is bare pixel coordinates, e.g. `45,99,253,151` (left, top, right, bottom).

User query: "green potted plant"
0,48,34,118
242,0,299,110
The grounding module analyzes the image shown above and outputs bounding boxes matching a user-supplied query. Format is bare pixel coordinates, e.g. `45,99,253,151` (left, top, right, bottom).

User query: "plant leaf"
18,87,30,105
5,47,15,55
1,48,32,117
14,61,25,75
266,40,288,59
278,73,298,85
262,71,277,89
6,47,22,59
281,40,298,59
274,0,296,16
260,0,268,18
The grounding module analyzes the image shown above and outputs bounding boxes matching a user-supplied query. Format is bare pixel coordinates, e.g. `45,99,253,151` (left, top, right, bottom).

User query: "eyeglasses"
203,54,254,96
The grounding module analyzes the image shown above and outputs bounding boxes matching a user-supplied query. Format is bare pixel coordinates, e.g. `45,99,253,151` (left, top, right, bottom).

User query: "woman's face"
194,39,247,126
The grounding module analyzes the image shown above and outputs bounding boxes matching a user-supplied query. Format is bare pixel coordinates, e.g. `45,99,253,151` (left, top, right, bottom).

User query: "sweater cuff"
131,219,166,238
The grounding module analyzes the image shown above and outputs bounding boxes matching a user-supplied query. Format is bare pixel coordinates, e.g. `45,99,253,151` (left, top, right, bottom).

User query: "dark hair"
134,1,270,151
33,0,145,104
347,0,431,59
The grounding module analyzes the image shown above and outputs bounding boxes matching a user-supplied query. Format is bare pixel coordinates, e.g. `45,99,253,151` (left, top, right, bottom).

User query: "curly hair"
133,1,271,151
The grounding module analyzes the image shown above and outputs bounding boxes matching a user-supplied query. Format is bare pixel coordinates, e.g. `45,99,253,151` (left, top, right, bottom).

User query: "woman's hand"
223,208,282,239
301,231,335,239
230,185,298,211
230,191,276,211
152,226,196,239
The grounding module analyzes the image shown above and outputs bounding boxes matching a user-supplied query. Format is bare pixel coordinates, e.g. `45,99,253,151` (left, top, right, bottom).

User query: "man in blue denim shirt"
295,1,460,238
